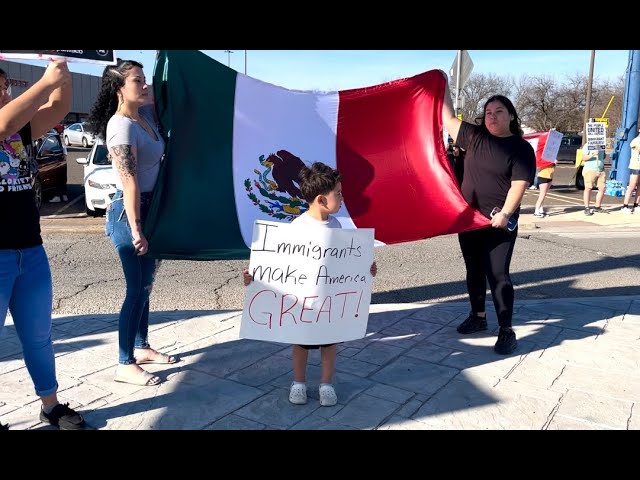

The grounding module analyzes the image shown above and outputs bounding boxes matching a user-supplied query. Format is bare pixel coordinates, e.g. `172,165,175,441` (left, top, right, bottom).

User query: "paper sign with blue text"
240,220,375,345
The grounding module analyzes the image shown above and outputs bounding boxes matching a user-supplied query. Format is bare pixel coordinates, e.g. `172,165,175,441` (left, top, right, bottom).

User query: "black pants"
458,226,518,328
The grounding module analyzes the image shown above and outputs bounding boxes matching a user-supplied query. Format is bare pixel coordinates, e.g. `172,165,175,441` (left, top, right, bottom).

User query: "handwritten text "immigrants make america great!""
240,221,375,345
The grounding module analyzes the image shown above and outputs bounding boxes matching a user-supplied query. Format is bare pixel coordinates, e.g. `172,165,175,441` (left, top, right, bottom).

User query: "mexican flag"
145,50,489,260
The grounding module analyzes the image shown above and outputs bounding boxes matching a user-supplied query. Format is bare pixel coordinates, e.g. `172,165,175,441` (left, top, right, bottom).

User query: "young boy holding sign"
243,162,377,407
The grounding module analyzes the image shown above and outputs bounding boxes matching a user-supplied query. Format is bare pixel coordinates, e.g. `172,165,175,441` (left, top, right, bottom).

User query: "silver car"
63,122,96,148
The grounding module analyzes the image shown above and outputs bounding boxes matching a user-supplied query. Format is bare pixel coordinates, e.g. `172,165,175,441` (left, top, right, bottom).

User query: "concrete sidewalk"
519,204,640,231
2,295,639,430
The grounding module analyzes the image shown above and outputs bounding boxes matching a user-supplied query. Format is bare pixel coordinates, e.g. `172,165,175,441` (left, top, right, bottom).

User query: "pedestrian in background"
450,144,465,186
621,132,640,213
533,165,555,217
581,144,606,216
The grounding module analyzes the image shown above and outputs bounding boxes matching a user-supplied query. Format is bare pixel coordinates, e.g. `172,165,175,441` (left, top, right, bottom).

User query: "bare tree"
513,75,562,131
590,75,625,133
461,71,627,140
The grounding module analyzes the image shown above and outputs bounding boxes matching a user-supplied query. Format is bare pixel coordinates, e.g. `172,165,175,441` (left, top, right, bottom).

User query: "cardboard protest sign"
541,129,563,163
240,220,375,345
0,50,116,65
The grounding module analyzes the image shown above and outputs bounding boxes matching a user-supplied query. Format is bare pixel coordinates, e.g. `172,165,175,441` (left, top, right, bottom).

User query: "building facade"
0,59,101,125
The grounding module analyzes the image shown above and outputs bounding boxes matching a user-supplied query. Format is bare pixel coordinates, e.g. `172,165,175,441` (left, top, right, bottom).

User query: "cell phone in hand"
490,207,518,232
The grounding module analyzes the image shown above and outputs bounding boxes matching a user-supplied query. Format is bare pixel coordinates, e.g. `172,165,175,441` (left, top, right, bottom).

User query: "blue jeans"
106,191,160,365
0,245,58,397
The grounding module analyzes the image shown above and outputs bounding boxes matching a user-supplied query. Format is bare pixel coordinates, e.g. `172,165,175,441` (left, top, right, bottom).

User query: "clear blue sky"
13,50,631,91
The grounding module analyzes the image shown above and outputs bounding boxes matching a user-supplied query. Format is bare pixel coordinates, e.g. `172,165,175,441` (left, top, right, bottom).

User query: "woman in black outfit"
440,71,535,355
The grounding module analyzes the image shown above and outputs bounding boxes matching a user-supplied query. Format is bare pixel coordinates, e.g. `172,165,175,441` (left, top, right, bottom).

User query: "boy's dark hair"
299,162,342,204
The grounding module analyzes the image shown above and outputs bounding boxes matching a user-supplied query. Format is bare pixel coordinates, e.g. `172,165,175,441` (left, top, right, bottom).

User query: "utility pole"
224,50,233,67
611,50,640,188
583,50,595,138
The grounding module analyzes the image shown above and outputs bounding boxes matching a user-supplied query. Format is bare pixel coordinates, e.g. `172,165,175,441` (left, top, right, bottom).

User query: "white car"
63,122,96,148
76,139,117,216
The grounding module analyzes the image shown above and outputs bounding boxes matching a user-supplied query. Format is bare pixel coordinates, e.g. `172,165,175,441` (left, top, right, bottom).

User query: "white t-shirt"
106,104,165,192
291,211,342,229
630,136,640,170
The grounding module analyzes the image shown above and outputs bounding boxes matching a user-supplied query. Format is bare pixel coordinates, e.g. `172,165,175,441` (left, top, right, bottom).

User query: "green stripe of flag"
146,50,249,260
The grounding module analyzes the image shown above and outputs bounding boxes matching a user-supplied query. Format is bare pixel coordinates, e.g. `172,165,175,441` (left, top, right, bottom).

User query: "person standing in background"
621,132,640,213
533,165,555,217
451,144,465,186
581,144,606,216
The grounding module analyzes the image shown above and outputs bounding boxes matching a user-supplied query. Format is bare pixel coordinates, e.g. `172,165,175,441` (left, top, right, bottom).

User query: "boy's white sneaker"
533,208,545,218
289,382,307,405
319,384,338,407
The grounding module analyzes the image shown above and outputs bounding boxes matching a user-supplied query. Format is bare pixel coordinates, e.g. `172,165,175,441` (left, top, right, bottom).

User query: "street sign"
594,117,609,128
449,51,474,89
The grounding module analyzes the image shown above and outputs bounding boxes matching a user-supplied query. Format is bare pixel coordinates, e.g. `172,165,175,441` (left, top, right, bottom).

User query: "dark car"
32,132,67,209
557,134,582,163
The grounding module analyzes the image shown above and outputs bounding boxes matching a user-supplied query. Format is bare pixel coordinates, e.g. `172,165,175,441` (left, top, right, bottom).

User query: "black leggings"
458,227,518,328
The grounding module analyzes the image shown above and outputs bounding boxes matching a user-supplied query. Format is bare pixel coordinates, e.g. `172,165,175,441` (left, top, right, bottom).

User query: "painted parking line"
541,192,584,205
524,190,583,205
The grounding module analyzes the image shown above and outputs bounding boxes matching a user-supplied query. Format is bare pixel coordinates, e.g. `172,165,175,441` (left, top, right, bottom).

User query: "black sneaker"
0,422,8,430
584,208,593,216
494,327,517,355
456,313,488,334
40,403,87,430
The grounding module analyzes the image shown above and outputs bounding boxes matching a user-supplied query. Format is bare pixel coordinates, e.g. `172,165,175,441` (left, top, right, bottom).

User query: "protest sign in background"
240,221,375,345
0,50,116,65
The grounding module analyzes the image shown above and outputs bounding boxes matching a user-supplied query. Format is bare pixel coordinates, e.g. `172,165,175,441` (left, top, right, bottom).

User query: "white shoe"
533,208,544,218
319,384,338,407
621,207,634,214
289,382,307,405
48,196,62,203
62,195,68,202
528,185,538,190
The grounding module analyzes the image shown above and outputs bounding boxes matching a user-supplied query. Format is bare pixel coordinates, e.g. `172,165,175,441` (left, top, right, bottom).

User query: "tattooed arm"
110,144,148,256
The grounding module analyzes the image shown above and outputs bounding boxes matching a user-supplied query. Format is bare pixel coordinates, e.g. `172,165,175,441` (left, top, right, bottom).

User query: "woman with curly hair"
87,59,177,387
